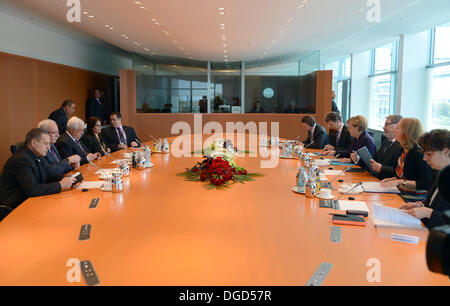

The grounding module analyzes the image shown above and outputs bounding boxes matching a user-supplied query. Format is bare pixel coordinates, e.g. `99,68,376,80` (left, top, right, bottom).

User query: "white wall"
349,51,371,118
0,10,132,76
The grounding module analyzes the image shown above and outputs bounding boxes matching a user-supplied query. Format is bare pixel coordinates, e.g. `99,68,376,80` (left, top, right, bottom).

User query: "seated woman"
380,118,432,199
82,117,111,156
400,129,450,229
251,101,266,113
325,115,376,162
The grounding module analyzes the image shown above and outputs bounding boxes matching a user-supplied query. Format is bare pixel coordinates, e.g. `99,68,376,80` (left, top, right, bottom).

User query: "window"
427,23,450,130
327,57,351,120
369,42,398,130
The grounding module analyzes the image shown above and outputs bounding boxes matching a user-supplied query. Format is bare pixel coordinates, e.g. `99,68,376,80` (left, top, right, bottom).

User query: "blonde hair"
347,116,368,132
398,118,424,151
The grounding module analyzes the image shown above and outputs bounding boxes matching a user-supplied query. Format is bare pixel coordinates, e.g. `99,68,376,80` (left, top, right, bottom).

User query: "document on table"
111,159,131,165
324,170,345,176
77,181,105,189
337,201,369,212
362,182,400,194
95,169,119,175
371,204,424,229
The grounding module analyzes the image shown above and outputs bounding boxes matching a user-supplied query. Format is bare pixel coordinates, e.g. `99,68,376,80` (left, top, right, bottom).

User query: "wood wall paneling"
0,51,115,171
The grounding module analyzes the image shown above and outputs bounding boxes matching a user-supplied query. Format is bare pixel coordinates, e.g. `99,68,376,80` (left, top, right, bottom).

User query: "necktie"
50,147,60,163
336,131,340,145
75,139,87,156
117,127,126,145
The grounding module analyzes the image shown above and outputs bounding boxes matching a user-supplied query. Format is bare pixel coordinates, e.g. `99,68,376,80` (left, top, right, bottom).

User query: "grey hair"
67,116,85,130
38,119,57,132
387,115,403,125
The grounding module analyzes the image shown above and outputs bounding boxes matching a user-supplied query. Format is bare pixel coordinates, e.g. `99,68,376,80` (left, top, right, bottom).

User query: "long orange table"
0,134,448,286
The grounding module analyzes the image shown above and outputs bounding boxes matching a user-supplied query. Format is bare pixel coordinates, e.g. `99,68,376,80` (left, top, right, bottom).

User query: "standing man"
332,91,340,114
86,89,108,124
56,117,101,165
298,116,330,149
49,100,76,134
101,112,141,152
199,96,208,114
0,129,76,211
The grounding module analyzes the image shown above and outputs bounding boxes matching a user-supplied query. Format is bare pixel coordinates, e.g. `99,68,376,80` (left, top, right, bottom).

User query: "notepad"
336,201,369,212
371,204,424,229
362,182,400,194
77,181,105,189
324,170,345,176
331,161,355,167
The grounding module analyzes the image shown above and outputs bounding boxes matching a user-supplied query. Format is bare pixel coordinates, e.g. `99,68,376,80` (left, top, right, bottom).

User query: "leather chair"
10,142,24,154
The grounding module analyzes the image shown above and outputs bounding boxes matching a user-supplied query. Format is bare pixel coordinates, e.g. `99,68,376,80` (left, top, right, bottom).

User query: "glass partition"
133,53,320,114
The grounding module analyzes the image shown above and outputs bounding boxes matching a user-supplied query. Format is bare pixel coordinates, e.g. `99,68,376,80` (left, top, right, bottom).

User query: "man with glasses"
368,115,404,179
56,117,101,165
38,119,81,177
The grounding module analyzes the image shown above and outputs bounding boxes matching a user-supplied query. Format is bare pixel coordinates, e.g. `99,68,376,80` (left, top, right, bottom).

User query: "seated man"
101,112,141,152
56,117,101,165
323,112,352,152
368,115,404,180
0,129,76,210
298,115,329,149
38,119,81,178
48,100,76,134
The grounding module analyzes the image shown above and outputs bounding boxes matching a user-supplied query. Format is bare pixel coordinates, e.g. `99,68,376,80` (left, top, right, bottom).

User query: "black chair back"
10,142,24,154
0,206,12,222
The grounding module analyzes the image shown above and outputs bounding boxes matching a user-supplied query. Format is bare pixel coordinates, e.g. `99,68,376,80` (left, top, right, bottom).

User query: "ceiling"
3,0,450,63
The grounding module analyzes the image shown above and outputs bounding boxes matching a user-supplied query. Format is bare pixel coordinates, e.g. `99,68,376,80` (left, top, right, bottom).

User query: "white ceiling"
3,0,450,63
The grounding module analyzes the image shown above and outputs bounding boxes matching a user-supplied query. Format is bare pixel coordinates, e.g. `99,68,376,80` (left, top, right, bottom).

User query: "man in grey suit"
38,119,81,177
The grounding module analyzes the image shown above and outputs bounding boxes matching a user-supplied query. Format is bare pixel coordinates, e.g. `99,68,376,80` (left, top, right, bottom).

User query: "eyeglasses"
384,122,395,127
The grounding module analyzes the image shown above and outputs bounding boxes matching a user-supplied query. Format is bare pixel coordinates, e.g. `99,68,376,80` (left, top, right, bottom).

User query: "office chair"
10,142,24,154
0,205,12,222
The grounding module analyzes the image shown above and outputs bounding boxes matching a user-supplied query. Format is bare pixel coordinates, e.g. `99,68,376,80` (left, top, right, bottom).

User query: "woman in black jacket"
400,129,450,229
381,118,432,196
82,117,111,156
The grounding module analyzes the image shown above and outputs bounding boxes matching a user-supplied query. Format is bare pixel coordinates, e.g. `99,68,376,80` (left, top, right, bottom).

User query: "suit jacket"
100,126,141,152
332,100,340,114
55,132,89,165
44,144,73,177
82,133,109,156
303,124,329,149
329,124,352,152
335,130,376,158
49,108,68,134
86,98,108,122
372,139,403,180
0,147,62,209
421,177,450,229
398,144,432,191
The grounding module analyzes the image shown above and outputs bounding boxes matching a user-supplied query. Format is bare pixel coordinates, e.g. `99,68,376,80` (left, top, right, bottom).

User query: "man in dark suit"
48,100,76,134
369,115,404,180
56,117,101,165
86,89,108,124
38,119,81,178
0,129,76,210
324,112,352,152
101,112,141,152
299,115,329,149
332,91,340,114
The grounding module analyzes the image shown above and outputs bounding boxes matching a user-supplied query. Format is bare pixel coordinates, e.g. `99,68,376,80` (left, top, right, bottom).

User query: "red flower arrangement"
177,156,262,189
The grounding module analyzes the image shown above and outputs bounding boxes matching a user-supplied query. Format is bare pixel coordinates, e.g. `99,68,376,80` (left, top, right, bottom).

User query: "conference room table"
0,134,448,286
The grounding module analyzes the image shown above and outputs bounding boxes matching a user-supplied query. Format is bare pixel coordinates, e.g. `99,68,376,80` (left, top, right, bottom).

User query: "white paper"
95,169,120,175
111,159,131,165
324,170,345,176
337,200,369,212
363,182,400,194
371,204,424,229
77,181,105,189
